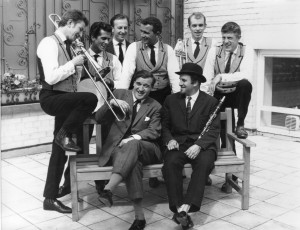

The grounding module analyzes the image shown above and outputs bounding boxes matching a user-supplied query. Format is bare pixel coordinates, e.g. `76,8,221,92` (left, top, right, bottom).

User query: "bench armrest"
227,132,256,148
65,151,78,156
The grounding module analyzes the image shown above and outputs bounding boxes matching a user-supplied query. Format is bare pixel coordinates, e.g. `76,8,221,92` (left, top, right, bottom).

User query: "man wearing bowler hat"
162,63,220,229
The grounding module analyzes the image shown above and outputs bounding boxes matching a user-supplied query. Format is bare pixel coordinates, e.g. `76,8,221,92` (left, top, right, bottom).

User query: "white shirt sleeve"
166,45,180,93
116,42,137,89
111,55,122,82
201,46,217,93
219,45,255,83
36,36,75,85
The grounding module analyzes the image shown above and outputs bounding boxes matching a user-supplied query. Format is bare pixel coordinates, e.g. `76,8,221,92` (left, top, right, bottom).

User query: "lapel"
186,38,210,64
140,42,167,70
125,40,130,49
132,96,150,126
216,44,244,73
178,93,187,118
189,90,202,119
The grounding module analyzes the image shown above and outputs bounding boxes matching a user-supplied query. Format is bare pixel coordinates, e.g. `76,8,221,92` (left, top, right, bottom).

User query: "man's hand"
208,74,222,95
118,137,134,147
110,99,130,113
175,50,186,58
167,139,179,151
184,144,201,159
71,54,85,66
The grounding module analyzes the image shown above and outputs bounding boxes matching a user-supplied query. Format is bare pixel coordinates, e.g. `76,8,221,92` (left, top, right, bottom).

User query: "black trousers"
214,79,252,148
40,89,97,198
162,141,216,213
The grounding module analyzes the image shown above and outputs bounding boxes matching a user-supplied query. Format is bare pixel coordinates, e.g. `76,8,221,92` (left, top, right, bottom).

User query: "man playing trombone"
37,9,97,214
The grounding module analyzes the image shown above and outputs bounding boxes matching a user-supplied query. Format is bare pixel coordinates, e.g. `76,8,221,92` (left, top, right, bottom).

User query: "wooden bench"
66,108,256,221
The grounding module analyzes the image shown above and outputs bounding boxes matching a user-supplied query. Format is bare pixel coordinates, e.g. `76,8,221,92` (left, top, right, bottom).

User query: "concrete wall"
184,0,300,129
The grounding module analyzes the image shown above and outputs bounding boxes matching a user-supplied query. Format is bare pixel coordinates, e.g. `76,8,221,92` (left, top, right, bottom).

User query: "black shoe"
206,176,212,186
172,211,194,230
43,198,72,214
55,128,81,152
95,180,107,195
128,219,146,230
235,125,248,139
98,189,113,207
57,185,71,198
149,177,160,188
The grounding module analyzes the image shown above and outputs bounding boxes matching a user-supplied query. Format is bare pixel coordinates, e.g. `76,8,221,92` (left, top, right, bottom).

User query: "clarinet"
198,96,226,139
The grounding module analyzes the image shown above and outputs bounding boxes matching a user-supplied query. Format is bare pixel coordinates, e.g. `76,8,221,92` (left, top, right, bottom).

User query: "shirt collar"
88,48,103,57
113,38,125,46
132,92,145,104
55,30,68,43
226,46,238,56
186,90,199,101
191,37,203,45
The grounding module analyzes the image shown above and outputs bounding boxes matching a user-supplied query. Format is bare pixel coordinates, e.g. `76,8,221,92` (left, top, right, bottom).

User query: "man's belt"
215,81,238,94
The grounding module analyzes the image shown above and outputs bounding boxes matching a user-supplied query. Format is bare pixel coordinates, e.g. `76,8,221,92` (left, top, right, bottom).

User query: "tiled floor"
1,135,300,230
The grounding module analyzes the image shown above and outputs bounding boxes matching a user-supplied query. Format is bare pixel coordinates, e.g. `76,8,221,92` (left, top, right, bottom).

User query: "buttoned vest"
185,37,212,69
38,34,78,92
214,43,245,75
136,41,169,91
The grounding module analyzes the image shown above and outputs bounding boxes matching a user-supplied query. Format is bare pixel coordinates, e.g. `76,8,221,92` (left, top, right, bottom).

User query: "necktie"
194,41,200,58
224,52,233,73
148,44,156,66
65,40,72,59
94,54,99,62
118,42,124,64
132,99,141,122
186,96,192,123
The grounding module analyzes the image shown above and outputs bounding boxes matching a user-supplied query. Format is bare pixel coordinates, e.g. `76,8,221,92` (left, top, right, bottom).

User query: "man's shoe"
98,189,113,207
95,180,106,195
55,128,81,152
235,125,248,139
43,198,72,214
149,177,160,188
172,211,194,230
129,219,146,230
206,176,212,186
57,185,71,198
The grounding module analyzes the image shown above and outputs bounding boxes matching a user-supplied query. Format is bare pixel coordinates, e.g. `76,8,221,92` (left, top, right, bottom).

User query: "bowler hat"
175,63,206,83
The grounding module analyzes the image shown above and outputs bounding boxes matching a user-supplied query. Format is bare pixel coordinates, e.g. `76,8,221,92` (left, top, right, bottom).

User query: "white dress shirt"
116,41,180,93
130,93,144,140
88,48,122,83
36,30,76,85
186,90,199,110
202,44,255,94
112,38,126,58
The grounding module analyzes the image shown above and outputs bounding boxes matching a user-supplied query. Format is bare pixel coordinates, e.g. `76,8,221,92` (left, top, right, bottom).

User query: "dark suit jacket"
95,89,162,166
106,40,131,56
162,90,220,153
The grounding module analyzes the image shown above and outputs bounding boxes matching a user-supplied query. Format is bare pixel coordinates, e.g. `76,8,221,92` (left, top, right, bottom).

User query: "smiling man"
204,21,254,139
78,21,122,111
106,14,131,65
175,12,215,70
119,17,180,105
161,63,220,230
95,70,162,230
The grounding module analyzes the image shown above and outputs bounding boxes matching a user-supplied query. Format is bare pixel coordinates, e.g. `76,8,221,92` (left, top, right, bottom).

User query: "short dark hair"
221,22,241,37
188,12,206,27
89,22,112,42
132,70,156,87
58,9,89,27
110,14,130,27
141,17,162,35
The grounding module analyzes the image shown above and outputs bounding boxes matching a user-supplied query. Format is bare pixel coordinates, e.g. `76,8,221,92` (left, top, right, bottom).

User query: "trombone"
48,14,126,121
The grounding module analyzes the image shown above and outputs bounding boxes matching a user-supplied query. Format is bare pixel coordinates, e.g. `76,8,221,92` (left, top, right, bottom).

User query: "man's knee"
85,93,98,108
237,79,252,93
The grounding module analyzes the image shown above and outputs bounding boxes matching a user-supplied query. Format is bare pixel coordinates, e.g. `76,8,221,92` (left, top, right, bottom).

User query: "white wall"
184,0,300,129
